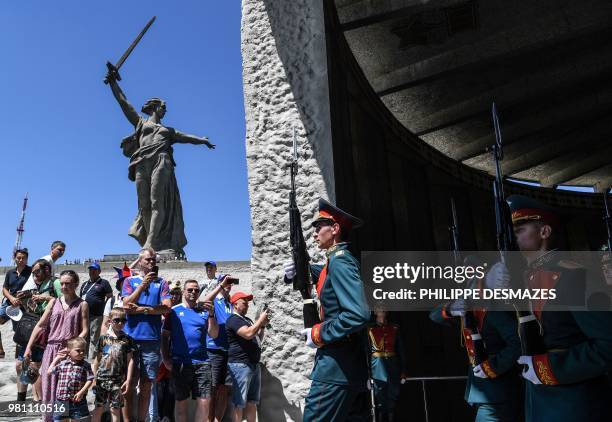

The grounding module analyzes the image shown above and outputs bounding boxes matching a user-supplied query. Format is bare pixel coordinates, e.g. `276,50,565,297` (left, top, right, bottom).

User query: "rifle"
604,188,612,253
448,198,487,367
287,127,320,329
490,103,545,356
490,103,514,264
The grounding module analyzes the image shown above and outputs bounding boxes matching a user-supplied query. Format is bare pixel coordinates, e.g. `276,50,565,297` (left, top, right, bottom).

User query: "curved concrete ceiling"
334,0,612,192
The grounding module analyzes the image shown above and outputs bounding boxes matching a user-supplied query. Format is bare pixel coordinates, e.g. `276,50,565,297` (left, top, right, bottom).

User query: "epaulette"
557,260,584,270
335,250,344,257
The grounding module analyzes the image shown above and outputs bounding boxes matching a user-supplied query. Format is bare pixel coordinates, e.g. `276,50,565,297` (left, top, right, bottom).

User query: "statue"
103,19,214,257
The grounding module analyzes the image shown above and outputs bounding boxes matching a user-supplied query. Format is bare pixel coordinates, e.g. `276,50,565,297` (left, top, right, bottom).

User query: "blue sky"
0,1,250,263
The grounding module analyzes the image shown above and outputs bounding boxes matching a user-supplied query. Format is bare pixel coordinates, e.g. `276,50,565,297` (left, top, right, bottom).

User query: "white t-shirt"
103,293,124,317
21,254,56,291
198,277,219,301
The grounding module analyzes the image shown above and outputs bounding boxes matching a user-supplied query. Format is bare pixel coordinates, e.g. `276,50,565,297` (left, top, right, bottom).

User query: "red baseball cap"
230,291,253,304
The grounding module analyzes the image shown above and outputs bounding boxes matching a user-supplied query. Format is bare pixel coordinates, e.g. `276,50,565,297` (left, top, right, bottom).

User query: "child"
92,307,136,422
47,336,94,421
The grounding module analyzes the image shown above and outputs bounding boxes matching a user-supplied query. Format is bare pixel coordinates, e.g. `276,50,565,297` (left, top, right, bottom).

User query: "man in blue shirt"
122,248,172,422
161,279,219,422
202,275,234,422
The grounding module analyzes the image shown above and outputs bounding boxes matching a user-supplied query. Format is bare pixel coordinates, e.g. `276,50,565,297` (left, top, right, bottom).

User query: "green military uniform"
368,321,406,421
430,305,523,421
507,195,612,422
302,199,371,422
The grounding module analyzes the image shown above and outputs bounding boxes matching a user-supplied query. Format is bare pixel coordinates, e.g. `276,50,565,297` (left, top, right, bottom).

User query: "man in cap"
429,263,523,422
80,262,113,358
200,261,220,297
284,198,371,421
506,194,612,421
368,310,408,422
225,291,269,422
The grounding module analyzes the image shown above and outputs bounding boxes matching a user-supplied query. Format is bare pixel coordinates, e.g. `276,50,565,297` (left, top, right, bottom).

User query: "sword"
105,16,156,84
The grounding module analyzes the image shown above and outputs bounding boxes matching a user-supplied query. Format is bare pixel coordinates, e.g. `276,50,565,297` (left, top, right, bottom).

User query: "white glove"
299,328,318,349
485,262,511,289
448,299,466,317
284,261,296,280
472,364,489,379
518,356,542,385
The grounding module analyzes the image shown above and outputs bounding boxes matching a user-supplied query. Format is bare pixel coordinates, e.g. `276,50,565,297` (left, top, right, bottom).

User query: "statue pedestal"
156,249,185,262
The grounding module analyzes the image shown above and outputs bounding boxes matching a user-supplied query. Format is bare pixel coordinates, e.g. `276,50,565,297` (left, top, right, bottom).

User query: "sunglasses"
111,318,127,324
186,288,200,293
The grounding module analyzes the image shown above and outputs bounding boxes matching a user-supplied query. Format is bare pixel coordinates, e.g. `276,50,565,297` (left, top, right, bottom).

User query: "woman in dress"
24,270,89,421
105,69,215,257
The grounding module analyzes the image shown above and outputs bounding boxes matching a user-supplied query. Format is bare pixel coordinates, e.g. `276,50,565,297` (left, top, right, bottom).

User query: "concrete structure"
241,1,335,420
242,1,611,420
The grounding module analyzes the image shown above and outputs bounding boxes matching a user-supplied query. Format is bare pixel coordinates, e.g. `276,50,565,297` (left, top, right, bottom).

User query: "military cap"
506,195,559,226
311,198,364,232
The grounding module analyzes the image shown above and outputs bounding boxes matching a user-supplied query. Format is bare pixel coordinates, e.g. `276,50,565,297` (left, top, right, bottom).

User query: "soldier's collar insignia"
326,242,349,258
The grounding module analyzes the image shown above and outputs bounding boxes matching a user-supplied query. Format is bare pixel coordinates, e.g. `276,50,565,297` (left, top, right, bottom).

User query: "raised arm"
105,72,140,127
173,130,215,149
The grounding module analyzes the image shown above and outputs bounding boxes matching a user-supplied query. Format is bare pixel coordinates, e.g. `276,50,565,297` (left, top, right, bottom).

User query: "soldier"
506,195,612,422
284,198,371,421
429,261,523,421
368,310,406,422
600,245,612,286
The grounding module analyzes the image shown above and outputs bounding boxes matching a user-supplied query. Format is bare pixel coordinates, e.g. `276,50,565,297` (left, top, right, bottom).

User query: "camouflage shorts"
95,380,124,409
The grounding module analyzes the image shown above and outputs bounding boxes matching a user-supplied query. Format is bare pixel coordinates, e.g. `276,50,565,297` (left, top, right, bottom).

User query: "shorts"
228,362,261,408
135,340,161,380
16,344,44,362
171,361,212,401
0,299,9,321
95,379,125,409
208,349,230,387
53,399,90,420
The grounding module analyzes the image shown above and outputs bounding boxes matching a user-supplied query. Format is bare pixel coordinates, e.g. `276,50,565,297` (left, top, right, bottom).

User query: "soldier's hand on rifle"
485,262,511,289
517,356,542,384
299,328,318,349
472,364,489,379
283,261,296,280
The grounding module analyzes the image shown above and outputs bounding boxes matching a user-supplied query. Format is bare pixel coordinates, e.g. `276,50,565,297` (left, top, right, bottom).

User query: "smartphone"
225,276,239,285
152,265,159,275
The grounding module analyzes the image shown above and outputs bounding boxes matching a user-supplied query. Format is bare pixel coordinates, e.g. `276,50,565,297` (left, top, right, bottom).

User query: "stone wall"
241,0,335,420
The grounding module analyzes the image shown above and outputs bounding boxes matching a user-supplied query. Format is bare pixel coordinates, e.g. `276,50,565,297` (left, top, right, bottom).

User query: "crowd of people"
2,193,611,422
1,244,268,422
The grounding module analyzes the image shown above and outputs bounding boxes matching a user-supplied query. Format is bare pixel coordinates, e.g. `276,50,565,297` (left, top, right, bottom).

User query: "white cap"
6,305,23,322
